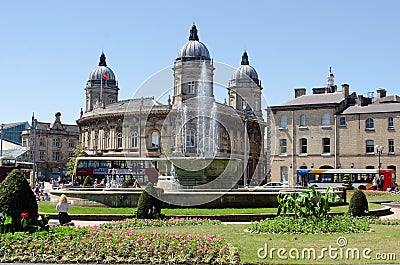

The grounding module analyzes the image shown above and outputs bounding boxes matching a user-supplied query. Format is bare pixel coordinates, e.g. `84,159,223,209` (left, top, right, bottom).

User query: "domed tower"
172,24,214,106
228,51,262,119
85,52,119,112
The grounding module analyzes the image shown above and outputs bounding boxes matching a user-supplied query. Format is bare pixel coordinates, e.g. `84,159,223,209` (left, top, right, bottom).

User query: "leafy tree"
348,190,369,216
65,144,86,178
277,186,340,218
136,183,163,219
83,176,92,187
0,169,38,231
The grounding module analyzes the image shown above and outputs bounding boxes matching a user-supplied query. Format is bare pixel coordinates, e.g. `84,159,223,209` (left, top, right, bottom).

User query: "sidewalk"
379,203,400,220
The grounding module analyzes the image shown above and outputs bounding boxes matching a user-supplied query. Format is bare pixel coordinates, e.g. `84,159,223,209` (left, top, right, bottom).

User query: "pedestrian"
372,177,377,190
56,194,72,225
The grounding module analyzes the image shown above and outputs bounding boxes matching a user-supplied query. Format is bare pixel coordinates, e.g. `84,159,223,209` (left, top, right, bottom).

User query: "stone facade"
22,112,79,181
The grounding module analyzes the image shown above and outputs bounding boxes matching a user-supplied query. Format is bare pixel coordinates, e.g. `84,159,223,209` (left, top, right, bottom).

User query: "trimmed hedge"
348,189,369,216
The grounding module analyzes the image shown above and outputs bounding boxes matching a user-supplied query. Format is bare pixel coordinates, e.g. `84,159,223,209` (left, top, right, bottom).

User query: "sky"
1,0,400,125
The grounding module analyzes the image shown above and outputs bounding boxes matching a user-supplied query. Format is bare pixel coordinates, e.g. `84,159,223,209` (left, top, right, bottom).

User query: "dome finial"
99,52,107,67
241,50,249,65
189,24,199,41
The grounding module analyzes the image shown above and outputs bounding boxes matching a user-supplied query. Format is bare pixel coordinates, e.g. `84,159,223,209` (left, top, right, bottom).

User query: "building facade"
269,69,399,185
22,112,79,181
76,24,267,186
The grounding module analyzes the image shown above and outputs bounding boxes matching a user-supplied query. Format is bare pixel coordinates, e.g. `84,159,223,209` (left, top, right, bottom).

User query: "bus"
73,157,159,187
296,168,393,190
0,156,17,182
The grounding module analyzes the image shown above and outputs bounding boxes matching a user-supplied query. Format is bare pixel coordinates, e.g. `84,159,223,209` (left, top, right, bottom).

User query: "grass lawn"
136,223,400,264
347,190,400,203
38,201,383,215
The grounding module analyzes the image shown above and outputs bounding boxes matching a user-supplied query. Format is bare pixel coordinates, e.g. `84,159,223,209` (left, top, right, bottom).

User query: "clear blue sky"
1,0,400,125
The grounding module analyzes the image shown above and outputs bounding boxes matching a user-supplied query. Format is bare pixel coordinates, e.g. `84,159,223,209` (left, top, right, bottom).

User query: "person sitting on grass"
56,194,72,225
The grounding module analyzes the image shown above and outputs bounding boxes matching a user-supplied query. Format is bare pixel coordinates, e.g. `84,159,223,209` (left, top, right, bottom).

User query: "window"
52,151,61,161
39,151,45,161
187,81,195,94
151,131,159,148
186,130,196,147
322,113,330,126
105,133,110,149
339,116,346,127
52,138,60,147
366,140,374,153
39,137,45,146
68,152,74,158
322,138,330,154
365,118,374,130
388,117,394,129
279,139,287,154
300,138,307,154
29,137,34,146
280,115,287,129
280,166,288,183
300,114,307,127
68,139,75,148
131,132,138,148
117,133,123,148
389,139,395,154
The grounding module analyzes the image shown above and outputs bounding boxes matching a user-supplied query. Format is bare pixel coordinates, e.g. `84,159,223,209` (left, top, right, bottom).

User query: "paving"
379,203,400,220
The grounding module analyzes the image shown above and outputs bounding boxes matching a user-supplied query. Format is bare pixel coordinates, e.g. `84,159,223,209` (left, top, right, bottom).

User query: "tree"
0,169,38,231
136,183,163,219
65,144,86,179
348,190,369,216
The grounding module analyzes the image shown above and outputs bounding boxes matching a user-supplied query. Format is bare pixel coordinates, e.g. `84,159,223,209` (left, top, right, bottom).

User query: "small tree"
83,176,92,187
348,190,369,216
65,144,86,179
0,169,38,231
136,183,163,219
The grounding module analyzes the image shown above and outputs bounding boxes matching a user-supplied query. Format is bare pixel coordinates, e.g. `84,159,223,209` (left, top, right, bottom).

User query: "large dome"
176,24,210,62
231,51,260,84
87,52,117,87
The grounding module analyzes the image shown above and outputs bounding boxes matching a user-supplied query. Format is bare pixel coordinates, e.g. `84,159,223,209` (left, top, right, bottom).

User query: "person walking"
56,194,72,225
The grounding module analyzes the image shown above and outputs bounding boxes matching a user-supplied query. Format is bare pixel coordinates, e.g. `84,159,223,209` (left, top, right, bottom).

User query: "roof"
277,92,344,107
342,102,400,115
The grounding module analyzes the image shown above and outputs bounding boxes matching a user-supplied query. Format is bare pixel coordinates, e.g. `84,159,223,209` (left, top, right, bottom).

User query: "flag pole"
100,73,103,108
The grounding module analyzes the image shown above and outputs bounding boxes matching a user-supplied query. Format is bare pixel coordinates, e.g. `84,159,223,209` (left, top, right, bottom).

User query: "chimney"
377,88,386,99
294,88,306,98
341,84,349,101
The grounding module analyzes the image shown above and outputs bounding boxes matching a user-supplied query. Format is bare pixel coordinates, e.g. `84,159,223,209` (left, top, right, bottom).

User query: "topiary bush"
0,169,38,231
136,183,164,219
83,176,92,187
348,189,369,216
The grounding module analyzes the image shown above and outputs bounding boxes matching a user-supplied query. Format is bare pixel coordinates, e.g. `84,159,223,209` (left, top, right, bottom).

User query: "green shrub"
136,183,163,219
83,176,92,186
0,169,38,231
121,181,129,188
348,189,369,216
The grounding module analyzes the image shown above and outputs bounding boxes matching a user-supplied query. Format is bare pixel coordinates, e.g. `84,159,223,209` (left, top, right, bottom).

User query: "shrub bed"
0,218,239,264
246,215,371,234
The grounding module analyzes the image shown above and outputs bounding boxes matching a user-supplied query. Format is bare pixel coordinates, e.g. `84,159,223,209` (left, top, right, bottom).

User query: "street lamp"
375,145,383,179
31,114,38,187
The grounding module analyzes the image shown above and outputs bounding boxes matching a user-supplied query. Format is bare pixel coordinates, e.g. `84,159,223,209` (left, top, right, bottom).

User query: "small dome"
87,52,117,87
231,51,259,83
176,24,210,62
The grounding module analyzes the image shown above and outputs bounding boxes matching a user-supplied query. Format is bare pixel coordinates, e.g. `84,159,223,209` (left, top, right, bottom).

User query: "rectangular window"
52,138,60,147
389,139,395,154
279,139,287,154
187,81,195,94
52,151,61,161
39,151,45,161
366,140,374,153
322,138,330,154
68,152,74,158
280,166,288,183
68,139,75,148
339,116,346,127
39,137,45,146
300,138,307,154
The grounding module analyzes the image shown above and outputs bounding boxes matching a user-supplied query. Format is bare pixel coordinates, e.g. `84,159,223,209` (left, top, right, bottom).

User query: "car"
262,182,289,188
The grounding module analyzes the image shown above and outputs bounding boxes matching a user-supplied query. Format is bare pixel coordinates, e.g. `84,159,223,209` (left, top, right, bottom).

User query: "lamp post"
375,145,383,180
0,123,3,157
31,114,38,187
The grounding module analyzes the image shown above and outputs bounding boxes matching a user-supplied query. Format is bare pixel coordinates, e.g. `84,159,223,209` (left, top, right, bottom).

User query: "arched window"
131,132,138,148
300,114,307,127
322,113,330,126
117,133,123,148
365,118,374,130
105,133,110,149
151,131,159,148
186,130,196,147
280,115,287,129
388,117,394,129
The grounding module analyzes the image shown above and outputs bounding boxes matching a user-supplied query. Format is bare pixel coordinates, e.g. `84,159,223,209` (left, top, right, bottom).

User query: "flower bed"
0,218,239,264
246,215,372,234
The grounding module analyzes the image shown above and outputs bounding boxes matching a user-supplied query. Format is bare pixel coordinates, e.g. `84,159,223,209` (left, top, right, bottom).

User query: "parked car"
263,182,289,188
